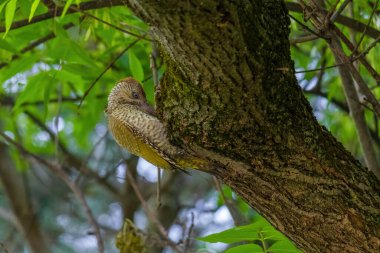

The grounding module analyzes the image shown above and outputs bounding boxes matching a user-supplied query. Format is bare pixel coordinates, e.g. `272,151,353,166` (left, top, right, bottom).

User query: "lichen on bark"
125,0,380,252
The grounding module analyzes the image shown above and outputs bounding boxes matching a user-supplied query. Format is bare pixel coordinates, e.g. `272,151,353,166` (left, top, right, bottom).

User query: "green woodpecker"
106,77,198,171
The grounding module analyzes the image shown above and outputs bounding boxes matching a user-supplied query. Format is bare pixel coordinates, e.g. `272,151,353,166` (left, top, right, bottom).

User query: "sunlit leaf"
0,0,9,17
199,218,279,244
0,53,39,84
13,72,56,119
61,0,74,18
225,244,264,253
28,0,40,22
129,50,144,82
3,0,17,38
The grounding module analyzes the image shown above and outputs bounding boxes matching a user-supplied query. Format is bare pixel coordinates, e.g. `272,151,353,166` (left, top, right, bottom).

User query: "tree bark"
124,0,380,252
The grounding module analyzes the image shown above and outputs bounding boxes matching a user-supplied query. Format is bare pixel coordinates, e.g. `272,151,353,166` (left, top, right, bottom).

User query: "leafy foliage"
199,216,300,253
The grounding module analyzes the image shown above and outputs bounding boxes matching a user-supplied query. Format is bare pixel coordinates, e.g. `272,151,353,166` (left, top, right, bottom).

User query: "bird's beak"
141,102,156,116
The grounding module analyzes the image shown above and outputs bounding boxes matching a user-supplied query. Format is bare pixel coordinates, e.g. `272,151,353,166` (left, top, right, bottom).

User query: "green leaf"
128,50,144,82
61,0,74,18
69,40,95,65
53,23,69,38
198,217,288,244
3,0,17,38
0,0,9,17
54,69,83,85
62,63,98,80
10,143,29,171
0,38,19,54
14,72,56,119
268,241,301,253
28,0,40,22
225,244,264,253
198,223,264,243
0,53,39,84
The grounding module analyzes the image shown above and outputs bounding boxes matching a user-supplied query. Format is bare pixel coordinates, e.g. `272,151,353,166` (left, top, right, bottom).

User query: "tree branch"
0,94,107,107
286,2,380,39
329,34,380,178
0,142,50,253
303,82,380,152
0,133,104,253
72,7,152,41
333,26,380,85
0,22,76,69
0,0,126,33
352,0,379,54
213,177,247,226
125,168,184,253
78,37,145,108
122,1,380,251
23,110,120,196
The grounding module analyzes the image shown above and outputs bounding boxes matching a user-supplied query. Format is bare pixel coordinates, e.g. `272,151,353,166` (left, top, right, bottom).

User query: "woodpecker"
106,77,198,171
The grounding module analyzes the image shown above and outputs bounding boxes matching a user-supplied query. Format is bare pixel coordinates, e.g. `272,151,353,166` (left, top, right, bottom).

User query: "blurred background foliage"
0,0,379,252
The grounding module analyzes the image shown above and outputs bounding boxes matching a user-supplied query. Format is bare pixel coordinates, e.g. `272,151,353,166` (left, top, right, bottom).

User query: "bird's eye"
132,91,139,99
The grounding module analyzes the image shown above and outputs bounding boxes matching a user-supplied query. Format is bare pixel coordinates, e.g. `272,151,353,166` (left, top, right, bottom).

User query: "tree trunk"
125,0,380,252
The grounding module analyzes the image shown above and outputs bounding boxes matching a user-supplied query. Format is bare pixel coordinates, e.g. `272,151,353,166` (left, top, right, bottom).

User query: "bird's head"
107,77,155,116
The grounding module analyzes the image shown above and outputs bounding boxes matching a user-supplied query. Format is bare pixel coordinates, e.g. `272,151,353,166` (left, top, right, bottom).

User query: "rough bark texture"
125,0,380,252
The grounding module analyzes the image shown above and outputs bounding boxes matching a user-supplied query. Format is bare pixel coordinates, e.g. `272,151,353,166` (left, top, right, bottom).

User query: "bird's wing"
110,107,182,169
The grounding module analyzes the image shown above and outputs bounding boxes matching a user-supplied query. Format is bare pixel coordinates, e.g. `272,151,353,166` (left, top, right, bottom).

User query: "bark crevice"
126,0,380,252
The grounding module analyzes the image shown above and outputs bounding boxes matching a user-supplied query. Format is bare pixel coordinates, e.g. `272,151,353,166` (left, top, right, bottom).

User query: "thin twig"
325,0,341,23
23,110,120,195
0,0,125,33
286,2,380,40
288,14,330,40
329,34,380,178
55,78,63,161
78,36,145,109
0,132,104,253
300,0,380,118
295,63,341,73
353,0,379,54
71,7,152,41
212,177,246,226
295,29,380,79
0,22,76,69
125,169,184,253
303,88,380,150
77,129,109,183
184,212,195,253
0,207,20,230
0,242,10,253
330,0,352,22
313,46,327,91
352,35,380,64
290,34,319,44
333,26,380,85
0,94,107,107
0,132,105,253
156,167,162,209
82,130,109,168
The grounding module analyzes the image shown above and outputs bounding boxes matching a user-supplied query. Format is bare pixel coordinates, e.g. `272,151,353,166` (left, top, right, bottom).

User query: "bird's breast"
108,114,172,169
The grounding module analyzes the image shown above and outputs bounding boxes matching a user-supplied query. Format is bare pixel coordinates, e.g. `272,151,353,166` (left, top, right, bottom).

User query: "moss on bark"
125,0,380,252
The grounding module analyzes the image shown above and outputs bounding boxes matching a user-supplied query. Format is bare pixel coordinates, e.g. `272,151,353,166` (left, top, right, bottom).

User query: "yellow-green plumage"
106,77,187,170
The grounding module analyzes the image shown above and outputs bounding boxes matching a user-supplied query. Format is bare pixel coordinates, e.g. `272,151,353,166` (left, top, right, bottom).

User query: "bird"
106,77,201,171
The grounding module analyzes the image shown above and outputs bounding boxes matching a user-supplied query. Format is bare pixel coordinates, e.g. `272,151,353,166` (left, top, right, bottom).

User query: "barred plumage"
106,77,189,170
